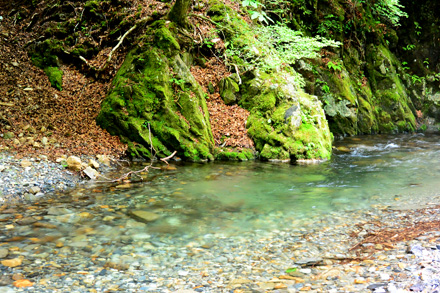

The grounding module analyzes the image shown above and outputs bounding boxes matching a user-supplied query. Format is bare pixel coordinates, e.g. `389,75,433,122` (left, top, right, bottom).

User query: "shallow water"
5,133,440,245
69,133,440,239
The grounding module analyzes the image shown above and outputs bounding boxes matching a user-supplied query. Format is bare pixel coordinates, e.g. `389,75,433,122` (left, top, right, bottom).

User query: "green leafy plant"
241,0,273,24
225,24,340,87
410,74,423,84
316,14,343,37
285,267,297,273
414,21,422,36
402,44,415,51
170,78,187,91
327,61,342,72
401,61,410,71
316,79,331,94
423,58,430,69
373,0,408,26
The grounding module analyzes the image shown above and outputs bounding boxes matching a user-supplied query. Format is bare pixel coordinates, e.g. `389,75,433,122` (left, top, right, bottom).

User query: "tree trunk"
168,0,191,26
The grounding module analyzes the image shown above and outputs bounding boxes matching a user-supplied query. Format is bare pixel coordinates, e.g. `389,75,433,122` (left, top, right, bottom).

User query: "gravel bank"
0,153,117,203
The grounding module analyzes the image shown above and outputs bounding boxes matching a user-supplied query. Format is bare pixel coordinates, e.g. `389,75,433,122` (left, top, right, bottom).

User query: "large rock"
97,21,214,162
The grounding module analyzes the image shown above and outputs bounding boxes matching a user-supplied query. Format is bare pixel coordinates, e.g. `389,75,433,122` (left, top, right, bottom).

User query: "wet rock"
295,257,324,267
83,166,99,180
1,258,22,267
29,186,40,194
16,217,37,225
0,248,8,258
335,146,351,152
47,206,74,215
128,210,161,223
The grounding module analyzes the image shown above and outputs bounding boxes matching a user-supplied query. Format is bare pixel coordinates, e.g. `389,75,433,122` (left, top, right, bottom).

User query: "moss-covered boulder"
310,42,416,136
240,71,332,161
206,0,332,162
219,76,240,105
97,21,214,161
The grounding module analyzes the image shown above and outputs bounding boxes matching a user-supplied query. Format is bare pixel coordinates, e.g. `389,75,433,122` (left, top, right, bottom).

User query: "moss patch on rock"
215,148,255,161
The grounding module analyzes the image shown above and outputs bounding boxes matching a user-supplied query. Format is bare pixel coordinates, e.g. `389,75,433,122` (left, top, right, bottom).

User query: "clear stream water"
10,134,440,245
67,133,440,240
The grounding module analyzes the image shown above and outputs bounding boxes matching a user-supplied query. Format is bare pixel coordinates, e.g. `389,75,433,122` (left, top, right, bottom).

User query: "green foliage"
401,61,410,71
316,14,343,38
316,79,330,94
423,58,430,68
285,268,297,273
402,44,415,51
241,0,273,24
226,24,340,85
414,21,422,36
410,74,423,84
327,61,343,72
170,77,187,91
374,0,408,26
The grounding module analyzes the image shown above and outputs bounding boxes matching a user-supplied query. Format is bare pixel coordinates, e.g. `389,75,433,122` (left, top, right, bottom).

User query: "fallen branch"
160,151,177,164
234,64,242,85
0,102,14,107
96,165,160,183
99,24,137,71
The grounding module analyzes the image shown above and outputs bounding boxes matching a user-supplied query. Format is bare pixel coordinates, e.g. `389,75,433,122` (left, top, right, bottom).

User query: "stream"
1,133,440,292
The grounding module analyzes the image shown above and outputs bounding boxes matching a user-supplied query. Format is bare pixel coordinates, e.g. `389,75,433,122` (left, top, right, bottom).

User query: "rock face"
97,21,215,162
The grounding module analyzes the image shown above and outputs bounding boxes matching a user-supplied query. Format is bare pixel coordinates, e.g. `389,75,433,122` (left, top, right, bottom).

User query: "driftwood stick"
160,151,177,164
100,24,137,71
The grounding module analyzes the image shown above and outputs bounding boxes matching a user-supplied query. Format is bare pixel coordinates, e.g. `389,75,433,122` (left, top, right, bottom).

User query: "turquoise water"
71,133,440,238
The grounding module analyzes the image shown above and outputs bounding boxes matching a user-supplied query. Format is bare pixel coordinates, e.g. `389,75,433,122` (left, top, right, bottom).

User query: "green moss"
215,148,255,161
150,21,180,55
30,39,63,69
44,67,63,91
